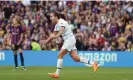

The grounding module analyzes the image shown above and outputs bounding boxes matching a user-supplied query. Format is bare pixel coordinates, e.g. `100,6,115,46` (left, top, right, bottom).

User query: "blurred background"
0,1,133,51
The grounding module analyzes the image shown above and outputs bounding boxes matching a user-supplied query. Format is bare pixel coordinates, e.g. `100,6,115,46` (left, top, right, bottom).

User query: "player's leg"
12,44,18,70
18,46,26,70
69,49,98,72
56,49,68,75
48,49,68,78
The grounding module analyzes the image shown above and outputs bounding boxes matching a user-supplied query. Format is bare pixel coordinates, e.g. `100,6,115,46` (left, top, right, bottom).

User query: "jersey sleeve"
54,24,60,31
59,22,66,27
54,22,65,31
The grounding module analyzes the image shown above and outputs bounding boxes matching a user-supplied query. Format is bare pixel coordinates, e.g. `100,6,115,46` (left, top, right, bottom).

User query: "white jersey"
54,18,76,51
54,18,75,41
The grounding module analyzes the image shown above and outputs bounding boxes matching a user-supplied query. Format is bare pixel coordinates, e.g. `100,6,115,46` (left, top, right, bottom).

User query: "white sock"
80,57,94,64
80,57,88,64
90,61,94,65
55,59,63,75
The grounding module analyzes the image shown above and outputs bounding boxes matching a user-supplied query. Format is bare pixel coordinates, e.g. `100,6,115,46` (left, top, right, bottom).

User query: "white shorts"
61,37,77,51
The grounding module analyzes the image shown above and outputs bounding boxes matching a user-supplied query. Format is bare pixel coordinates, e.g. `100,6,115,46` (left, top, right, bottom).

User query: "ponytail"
60,13,66,20
51,11,66,20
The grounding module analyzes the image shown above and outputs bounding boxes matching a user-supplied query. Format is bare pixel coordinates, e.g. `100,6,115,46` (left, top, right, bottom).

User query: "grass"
0,66,133,80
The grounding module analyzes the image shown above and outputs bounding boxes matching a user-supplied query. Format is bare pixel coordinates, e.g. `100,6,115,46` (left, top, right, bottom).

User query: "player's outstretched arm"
54,26,65,38
43,26,64,44
44,35,53,44
43,31,58,44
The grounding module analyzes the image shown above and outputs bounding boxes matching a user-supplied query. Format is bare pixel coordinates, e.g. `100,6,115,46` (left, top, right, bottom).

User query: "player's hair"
52,11,66,20
60,13,66,20
52,11,60,19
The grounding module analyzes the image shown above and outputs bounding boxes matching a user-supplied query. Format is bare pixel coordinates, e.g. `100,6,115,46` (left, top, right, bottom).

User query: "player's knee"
58,54,63,59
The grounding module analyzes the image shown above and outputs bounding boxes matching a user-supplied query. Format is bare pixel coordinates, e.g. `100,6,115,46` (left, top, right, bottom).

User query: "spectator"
3,4,12,19
102,41,111,51
3,31,11,50
125,41,132,51
0,28,4,44
51,39,57,51
23,33,31,50
31,39,41,50
118,32,127,43
97,33,105,49
131,43,133,51
116,42,126,51
0,42,3,50
76,36,83,50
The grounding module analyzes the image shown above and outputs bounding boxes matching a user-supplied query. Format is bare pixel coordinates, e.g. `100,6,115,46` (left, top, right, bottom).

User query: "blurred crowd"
0,1,133,51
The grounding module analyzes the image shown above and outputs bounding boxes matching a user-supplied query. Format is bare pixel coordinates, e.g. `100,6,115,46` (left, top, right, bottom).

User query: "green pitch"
0,66,133,80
